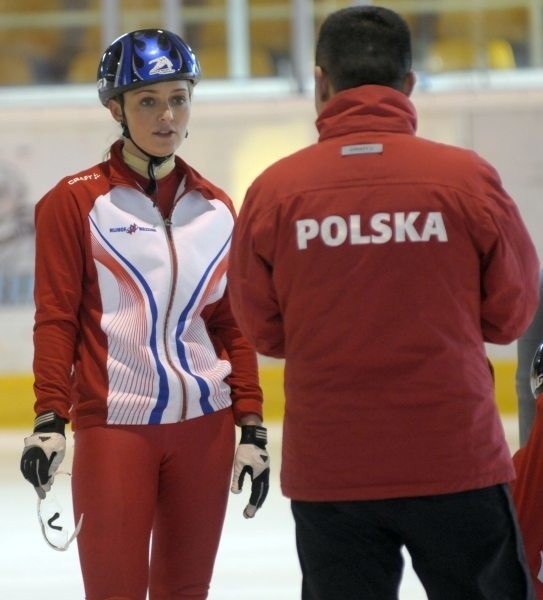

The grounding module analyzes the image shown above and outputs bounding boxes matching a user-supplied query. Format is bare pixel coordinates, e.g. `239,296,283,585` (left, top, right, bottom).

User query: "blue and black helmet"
97,29,201,106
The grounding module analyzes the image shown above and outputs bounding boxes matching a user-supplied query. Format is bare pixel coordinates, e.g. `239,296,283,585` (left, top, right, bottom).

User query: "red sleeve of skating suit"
202,288,263,423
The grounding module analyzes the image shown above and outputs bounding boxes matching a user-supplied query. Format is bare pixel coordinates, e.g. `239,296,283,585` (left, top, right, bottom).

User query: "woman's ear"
108,98,123,123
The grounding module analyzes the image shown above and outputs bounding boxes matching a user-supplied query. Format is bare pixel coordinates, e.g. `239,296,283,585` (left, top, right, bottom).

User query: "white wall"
1,84,542,371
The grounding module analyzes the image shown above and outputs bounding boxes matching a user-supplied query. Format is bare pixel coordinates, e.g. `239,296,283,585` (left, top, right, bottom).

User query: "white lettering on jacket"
68,173,101,185
296,212,447,250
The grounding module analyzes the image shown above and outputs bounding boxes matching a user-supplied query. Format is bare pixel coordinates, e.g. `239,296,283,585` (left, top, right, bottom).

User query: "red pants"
512,395,543,599
72,409,235,600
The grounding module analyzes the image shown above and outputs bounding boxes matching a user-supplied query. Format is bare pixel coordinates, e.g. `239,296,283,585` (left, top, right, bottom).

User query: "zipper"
156,201,188,422
129,179,190,422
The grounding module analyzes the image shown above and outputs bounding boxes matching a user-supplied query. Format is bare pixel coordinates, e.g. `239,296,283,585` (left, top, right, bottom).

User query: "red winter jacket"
229,85,539,502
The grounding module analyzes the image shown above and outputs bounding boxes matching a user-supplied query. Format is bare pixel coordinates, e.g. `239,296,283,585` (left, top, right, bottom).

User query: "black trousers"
291,484,535,600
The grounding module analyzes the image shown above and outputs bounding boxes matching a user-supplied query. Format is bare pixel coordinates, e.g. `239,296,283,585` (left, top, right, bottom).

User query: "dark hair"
315,6,412,92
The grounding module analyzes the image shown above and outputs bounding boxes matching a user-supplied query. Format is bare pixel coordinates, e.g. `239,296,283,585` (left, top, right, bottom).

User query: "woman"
20,29,269,600
512,270,543,597
516,269,543,445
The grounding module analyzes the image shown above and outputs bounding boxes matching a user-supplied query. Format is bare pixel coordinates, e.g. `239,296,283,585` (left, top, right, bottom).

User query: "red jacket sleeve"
475,160,540,344
33,182,85,422
228,181,285,358
203,286,264,423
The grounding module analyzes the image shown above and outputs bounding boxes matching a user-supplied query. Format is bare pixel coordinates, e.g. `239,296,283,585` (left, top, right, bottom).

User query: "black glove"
231,425,270,518
531,342,543,399
20,411,66,499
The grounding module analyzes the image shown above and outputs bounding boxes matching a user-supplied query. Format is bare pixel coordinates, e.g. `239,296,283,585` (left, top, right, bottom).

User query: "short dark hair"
315,6,412,92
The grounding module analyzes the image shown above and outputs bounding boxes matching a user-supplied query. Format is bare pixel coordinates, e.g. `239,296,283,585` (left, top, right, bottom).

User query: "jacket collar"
316,85,417,142
107,140,218,200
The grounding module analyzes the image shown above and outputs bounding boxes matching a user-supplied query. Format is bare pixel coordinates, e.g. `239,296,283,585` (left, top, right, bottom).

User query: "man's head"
314,6,414,111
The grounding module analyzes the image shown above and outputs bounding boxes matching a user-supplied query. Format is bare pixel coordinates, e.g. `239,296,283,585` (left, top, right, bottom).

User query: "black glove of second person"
231,425,270,518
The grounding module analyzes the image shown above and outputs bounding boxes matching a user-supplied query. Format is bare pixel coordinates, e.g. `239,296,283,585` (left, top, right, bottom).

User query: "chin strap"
119,98,172,196
144,154,169,196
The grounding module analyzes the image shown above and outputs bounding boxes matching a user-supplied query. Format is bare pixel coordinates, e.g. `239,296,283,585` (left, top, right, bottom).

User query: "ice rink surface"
0,418,519,600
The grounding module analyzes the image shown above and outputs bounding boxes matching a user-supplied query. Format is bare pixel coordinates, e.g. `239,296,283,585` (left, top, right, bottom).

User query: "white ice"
0,418,519,599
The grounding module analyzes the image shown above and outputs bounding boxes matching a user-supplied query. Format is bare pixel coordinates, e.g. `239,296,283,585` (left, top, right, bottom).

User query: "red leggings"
72,409,235,600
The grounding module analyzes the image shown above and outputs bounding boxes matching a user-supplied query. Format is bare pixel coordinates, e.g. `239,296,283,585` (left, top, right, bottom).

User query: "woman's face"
110,80,192,159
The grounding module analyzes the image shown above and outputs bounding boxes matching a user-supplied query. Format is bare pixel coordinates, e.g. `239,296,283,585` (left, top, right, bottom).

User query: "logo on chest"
109,223,158,234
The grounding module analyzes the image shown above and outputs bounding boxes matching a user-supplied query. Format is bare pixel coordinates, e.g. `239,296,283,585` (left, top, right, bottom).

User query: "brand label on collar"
341,143,383,156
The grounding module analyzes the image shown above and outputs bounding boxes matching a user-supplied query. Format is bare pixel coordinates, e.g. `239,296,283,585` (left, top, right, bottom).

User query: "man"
228,5,538,600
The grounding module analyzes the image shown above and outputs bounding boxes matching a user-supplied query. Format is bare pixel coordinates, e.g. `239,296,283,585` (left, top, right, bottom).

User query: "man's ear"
315,66,332,102
314,66,333,113
402,71,417,97
108,98,123,123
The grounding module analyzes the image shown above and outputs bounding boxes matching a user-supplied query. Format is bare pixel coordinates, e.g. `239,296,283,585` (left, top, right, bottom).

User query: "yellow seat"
487,38,516,69
197,46,228,79
67,49,100,83
426,38,476,72
0,55,34,86
197,45,273,78
426,36,515,72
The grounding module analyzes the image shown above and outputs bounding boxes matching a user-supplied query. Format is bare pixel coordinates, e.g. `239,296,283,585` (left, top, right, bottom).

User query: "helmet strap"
118,95,173,196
